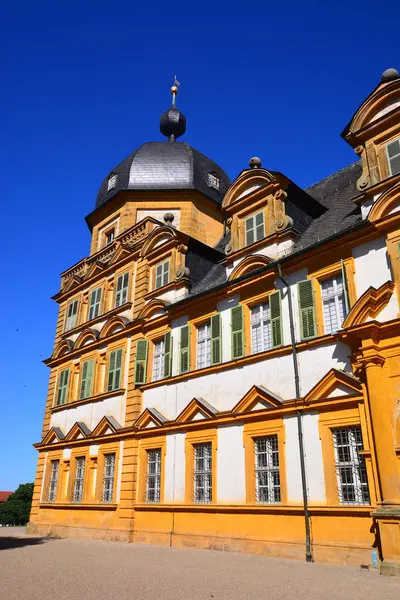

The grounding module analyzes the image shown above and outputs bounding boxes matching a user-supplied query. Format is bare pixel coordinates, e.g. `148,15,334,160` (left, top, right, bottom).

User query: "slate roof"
95,142,231,209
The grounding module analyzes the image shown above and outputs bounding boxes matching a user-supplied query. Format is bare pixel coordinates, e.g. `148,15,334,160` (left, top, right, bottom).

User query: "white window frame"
208,172,220,190
65,299,79,331
250,302,272,353
107,173,117,191
152,339,165,381
102,453,116,503
386,139,400,176
73,457,86,503
196,322,211,369
193,442,212,504
105,228,115,245
245,210,265,246
146,448,161,503
47,460,59,502
332,426,370,505
321,274,346,335
254,436,281,503
154,260,170,289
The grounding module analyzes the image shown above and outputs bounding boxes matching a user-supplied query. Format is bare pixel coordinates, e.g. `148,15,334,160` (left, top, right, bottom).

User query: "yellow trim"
342,281,395,328
95,441,120,503
138,436,166,504
185,429,217,504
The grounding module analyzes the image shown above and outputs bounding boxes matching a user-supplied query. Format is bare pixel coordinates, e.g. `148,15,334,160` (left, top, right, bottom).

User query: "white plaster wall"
217,424,246,502
302,412,326,503
374,288,399,322
156,286,189,304
361,197,374,220
284,415,303,502
353,236,391,297
136,209,180,229
50,393,124,434
164,432,186,502
297,342,351,397
217,294,239,363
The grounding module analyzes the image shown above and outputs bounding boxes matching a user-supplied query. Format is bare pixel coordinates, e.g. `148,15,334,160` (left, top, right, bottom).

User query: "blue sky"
1,0,398,490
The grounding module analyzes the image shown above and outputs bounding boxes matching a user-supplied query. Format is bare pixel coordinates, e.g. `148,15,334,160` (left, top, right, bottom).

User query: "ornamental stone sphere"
249,156,262,169
381,68,399,82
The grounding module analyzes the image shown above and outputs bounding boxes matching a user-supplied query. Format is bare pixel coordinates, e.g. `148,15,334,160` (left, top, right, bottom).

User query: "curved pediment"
140,226,177,258
74,328,99,349
222,168,276,209
138,299,168,321
53,339,74,359
342,281,395,328
228,254,272,281
99,316,129,339
368,181,400,222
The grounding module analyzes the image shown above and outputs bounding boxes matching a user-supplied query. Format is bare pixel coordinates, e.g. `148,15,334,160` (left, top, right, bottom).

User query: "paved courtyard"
1,528,400,600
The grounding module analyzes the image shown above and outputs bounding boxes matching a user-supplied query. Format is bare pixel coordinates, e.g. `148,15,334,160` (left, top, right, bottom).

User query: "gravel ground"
1,527,400,600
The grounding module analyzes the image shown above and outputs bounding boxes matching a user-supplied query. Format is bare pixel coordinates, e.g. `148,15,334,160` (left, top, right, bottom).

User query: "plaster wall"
165,432,186,502
50,393,125,433
217,424,246,502
352,236,391,296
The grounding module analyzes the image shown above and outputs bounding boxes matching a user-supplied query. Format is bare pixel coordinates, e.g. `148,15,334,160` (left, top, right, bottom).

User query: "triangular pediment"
65,421,91,441
175,398,217,423
304,369,362,403
92,415,122,437
109,243,132,266
232,385,283,414
84,260,105,281
62,274,82,294
135,407,167,430
42,426,65,445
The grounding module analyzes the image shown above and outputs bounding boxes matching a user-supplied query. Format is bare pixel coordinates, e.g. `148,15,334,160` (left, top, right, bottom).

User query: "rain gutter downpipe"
277,263,313,563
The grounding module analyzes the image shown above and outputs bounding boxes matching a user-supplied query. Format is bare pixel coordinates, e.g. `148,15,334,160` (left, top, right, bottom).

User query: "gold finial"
171,76,180,107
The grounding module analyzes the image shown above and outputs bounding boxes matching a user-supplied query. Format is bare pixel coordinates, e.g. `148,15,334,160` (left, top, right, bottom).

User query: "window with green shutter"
180,325,190,373
115,273,129,307
155,260,170,289
65,299,79,331
57,368,70,406
107,348,123,391
298,280,317,339
88,288,102,321
210,313,222,365
231,305,244,359
270,290,283,348
134,340,148,384
163,331,172,378
79,359,94,399
245,211,265,246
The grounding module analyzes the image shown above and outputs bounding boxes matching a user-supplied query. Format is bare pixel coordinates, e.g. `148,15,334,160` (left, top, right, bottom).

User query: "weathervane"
171,75,180,107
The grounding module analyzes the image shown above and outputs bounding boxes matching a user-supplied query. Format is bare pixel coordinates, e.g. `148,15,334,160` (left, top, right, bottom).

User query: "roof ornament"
171,75,180,107
160,76,186,141
381,68,399,82
249,156,262,169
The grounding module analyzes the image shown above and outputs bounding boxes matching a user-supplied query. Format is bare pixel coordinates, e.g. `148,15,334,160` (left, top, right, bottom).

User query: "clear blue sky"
1,1,397,490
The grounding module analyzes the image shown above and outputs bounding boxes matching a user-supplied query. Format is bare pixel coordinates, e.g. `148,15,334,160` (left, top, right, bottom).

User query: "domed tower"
86,84,230,254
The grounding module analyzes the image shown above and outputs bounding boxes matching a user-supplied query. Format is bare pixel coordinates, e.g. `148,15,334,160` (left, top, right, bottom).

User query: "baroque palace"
29,69,400,575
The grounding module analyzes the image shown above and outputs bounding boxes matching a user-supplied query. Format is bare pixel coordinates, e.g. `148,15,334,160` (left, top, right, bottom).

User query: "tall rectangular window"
386,139,400,176
79,359,94,399
245,211,265,246
106,228,115,245
197,322,211,369
254,436,281,503
332,426,369,505
193,442,212,504
146,448,161,503
47,460,59,502
251,303,272,353
88,287,102,320
152,339,165,381
115,273,129,307
155,260,169,289
65,299,78,331
73,457,85,503
102,453,116,503
321,274,347,334
56,368,70,406
107,348,123,391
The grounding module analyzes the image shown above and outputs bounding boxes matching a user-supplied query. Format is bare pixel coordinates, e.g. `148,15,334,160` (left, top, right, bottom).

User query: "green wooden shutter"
270,290,283,347
180,325,190,373
211,313,222,365
80,359,94,399
231,306,244,359
89,288,102,320
134,340,148,384
66,300,78,331
107,351,116,391
115,273,129,307
245,216,254,246
107,349,122,391
163,331,172,378
115,349,122,389
298,280,316,339
255,211,265,241
57,369,70,406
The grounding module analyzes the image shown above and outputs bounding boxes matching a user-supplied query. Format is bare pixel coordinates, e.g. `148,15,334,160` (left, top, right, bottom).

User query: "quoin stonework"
28,71,400,575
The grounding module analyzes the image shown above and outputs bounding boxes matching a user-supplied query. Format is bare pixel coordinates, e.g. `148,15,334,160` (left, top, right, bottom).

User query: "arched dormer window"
107,173,118,192
208,172,220,190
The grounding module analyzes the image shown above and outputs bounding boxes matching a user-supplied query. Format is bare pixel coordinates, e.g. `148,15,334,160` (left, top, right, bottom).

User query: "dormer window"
245,211,265,246
208,172,220,190
106,229,115,245
386,139,400,176
107,173,118,191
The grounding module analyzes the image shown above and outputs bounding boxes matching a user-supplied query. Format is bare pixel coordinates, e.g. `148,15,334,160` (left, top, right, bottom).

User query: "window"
245,211,265,246
152,339,165,381
106,229,115,245
88,288,102,321
102,453,116,503
321,274,347,334
193,443,212,504
254,436,281,503
115,273,129,307
65,299,78,331
79,359,94,399
155,260,170,289
179,325,190,373
134,340,148,385
251,303,272,353
231,306,244,359
107,348,122,391
298,280,316,339
107,173,117,191
146,449,161,503
197,322,211,369
386,139,400,176
47,460,59,502
332,427,369,505
208,172,220,190
56,368,70,406
73,457,85,503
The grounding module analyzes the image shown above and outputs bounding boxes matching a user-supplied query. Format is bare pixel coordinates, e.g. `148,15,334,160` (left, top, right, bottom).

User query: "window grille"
251,303,272,353
208,172,220,190
47,460,59,502
254,436,280,503
107,173,117,191
193,443,212,504
155,261,169,289
245,211,265,246
321,275,347,334
332,427,370,505
152,339,165,381
146,449,161,503
102,453,115,503
386,139,400,176
73,457,86,503
197,322,211,369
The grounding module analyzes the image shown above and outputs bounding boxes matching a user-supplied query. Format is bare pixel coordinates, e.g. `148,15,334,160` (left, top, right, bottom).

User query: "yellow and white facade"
28,70,400,575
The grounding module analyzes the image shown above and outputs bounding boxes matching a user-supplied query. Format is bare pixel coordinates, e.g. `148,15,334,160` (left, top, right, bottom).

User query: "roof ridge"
306,160,360,191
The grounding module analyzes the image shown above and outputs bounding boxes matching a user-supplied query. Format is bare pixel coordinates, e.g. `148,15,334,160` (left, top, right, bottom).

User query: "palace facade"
28,69,400,575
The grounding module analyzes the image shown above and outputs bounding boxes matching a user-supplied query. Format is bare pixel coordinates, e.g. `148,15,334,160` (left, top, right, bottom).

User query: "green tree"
0,483,34,526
